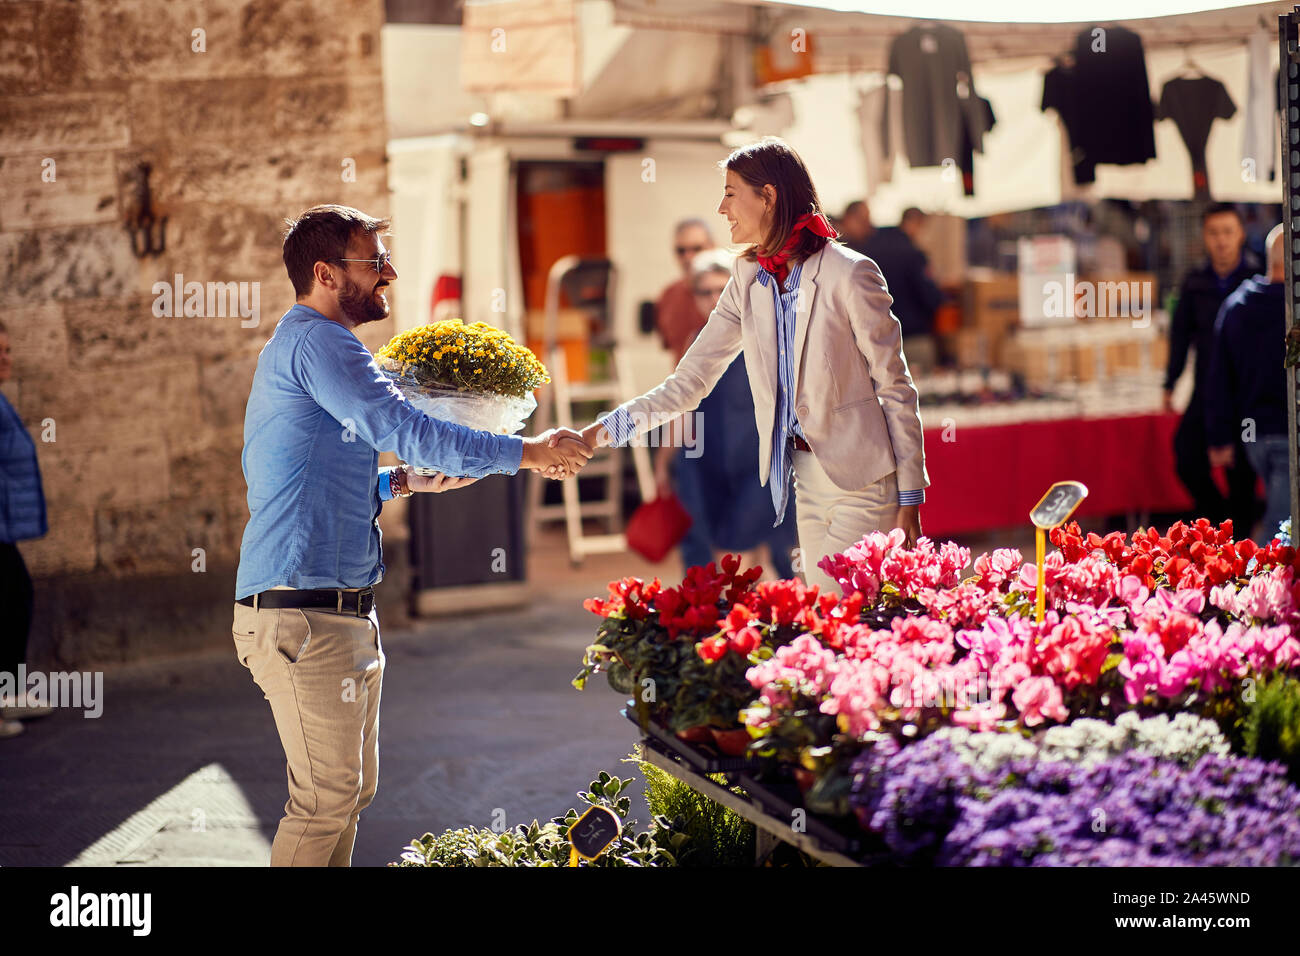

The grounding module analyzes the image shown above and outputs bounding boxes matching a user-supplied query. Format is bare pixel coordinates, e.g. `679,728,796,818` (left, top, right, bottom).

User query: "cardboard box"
963,271,1020,340
1073,272,1158,322
1149,334,1169,374
953,328,993,369
1105,339,1142,373
1072,342,1102,383
1005,333,1068,388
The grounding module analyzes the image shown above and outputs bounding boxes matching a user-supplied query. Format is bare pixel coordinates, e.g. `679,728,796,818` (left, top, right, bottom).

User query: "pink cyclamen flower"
1118,630,1166,705
1011,675,1068,727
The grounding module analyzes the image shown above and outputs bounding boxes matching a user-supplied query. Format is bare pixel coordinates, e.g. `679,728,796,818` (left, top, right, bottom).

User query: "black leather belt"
237,587,376,617
791,434,812,452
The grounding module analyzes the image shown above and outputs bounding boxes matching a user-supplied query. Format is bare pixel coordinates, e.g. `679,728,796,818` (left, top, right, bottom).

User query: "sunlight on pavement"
68,764,270,867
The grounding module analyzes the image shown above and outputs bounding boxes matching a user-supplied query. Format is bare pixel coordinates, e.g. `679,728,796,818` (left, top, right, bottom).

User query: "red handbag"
625,494,693,563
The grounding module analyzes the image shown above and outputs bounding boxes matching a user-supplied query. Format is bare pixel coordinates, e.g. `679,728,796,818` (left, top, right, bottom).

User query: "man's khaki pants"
792,449,899,595
231,602,384,867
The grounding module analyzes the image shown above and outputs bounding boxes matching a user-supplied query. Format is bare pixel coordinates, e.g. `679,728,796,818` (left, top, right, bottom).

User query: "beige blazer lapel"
747,269,777,392
791,245,824,395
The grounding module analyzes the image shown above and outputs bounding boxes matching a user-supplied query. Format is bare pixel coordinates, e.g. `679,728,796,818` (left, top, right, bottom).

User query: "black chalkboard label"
1029,480,1089,529
569,806,621,860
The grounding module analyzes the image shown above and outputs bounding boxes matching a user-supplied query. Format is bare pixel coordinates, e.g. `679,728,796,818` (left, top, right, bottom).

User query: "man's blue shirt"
235,305,524,599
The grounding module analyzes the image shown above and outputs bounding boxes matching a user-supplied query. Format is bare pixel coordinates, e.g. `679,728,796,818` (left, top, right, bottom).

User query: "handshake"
520,423,611,480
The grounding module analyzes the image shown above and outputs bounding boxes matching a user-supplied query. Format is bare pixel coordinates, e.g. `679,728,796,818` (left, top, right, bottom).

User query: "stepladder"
526,256,655,564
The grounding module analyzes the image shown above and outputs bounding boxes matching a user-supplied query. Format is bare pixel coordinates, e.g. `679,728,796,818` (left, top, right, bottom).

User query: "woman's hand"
895,505,922,549
408,471,481,493
569,422,610,450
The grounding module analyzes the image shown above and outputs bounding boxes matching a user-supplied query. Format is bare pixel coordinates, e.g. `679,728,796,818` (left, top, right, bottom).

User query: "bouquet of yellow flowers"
376,320,550,472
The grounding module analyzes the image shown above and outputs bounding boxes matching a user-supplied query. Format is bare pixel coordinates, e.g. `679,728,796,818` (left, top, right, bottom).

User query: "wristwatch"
389,467,413,498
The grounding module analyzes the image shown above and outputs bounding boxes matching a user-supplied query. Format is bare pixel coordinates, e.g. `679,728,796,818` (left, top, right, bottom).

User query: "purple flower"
848,737,1300,866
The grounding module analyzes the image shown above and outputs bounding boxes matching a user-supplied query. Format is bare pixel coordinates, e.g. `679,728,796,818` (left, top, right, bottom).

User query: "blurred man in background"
654,218,714,358
839,200,874,255
861,206,943,370
1165,203,1261,532
1206,223,1290,544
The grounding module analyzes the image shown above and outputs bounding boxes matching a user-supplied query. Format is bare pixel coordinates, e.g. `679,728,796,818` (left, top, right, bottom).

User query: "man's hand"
1208,445,1235,468
895,505,922,549
522,431,593,479
407,470,481,493
562,422,611,451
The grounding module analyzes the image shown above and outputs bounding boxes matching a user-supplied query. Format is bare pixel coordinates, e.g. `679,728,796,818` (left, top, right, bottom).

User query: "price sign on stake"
567,805,620,866
1029,480,1089,623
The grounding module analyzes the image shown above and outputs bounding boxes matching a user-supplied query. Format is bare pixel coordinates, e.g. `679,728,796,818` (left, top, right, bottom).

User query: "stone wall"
0,0,410,667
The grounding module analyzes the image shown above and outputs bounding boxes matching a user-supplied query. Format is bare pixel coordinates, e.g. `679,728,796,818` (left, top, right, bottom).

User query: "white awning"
612,0,1293,73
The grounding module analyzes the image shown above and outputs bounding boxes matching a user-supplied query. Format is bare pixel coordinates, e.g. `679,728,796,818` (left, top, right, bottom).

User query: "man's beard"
338,276,389,325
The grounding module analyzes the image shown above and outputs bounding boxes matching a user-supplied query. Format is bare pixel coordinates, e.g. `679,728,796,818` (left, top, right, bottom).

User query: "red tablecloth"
921,412,1194,538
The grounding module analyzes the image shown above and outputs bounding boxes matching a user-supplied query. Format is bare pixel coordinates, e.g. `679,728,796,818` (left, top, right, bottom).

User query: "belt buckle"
337,589,366,617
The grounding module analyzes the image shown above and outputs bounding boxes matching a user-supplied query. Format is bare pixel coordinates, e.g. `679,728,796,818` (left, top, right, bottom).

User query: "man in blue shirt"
233,204,590,866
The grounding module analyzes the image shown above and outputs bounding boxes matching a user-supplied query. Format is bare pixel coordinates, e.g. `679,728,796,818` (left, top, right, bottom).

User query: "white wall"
605,140,733,337
387,137,467,332
382,25,487,139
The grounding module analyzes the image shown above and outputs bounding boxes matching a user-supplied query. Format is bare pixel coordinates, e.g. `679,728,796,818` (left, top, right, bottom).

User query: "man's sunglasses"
332,251,394,274
676,245,708,257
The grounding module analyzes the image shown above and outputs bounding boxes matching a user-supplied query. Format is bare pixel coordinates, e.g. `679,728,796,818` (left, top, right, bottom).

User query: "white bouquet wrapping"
375,321,549,477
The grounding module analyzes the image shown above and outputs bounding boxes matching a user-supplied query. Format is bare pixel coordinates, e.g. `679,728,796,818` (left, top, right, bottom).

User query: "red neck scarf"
757,212,838,284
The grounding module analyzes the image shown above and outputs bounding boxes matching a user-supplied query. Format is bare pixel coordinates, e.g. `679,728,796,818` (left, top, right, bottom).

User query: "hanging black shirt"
1041,62,1094,184
1157,76,1236,199
957,94,996,197
1040,25,1158,185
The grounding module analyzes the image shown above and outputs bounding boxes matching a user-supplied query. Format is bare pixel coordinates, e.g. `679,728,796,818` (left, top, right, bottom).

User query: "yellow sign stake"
1028,480,1090,624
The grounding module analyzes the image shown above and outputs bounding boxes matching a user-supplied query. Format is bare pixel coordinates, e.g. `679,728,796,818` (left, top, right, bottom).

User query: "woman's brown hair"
720,137,837,263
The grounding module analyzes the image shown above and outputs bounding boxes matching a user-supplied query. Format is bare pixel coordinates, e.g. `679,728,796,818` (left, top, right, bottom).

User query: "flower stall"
575,520,1300,866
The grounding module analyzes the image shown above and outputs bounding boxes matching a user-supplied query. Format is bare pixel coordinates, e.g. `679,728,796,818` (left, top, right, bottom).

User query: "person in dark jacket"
1206,224,1291,544
1164,203,1260,532
0,320,53,739
861,207,943,368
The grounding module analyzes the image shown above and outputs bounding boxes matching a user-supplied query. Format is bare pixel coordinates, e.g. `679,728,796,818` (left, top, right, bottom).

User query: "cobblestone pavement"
0,595,649,867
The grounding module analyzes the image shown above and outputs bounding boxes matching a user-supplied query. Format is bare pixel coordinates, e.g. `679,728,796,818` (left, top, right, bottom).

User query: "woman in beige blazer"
575,138,929,593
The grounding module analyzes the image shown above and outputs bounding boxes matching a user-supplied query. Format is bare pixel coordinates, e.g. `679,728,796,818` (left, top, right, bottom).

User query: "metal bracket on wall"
124,161,167,259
